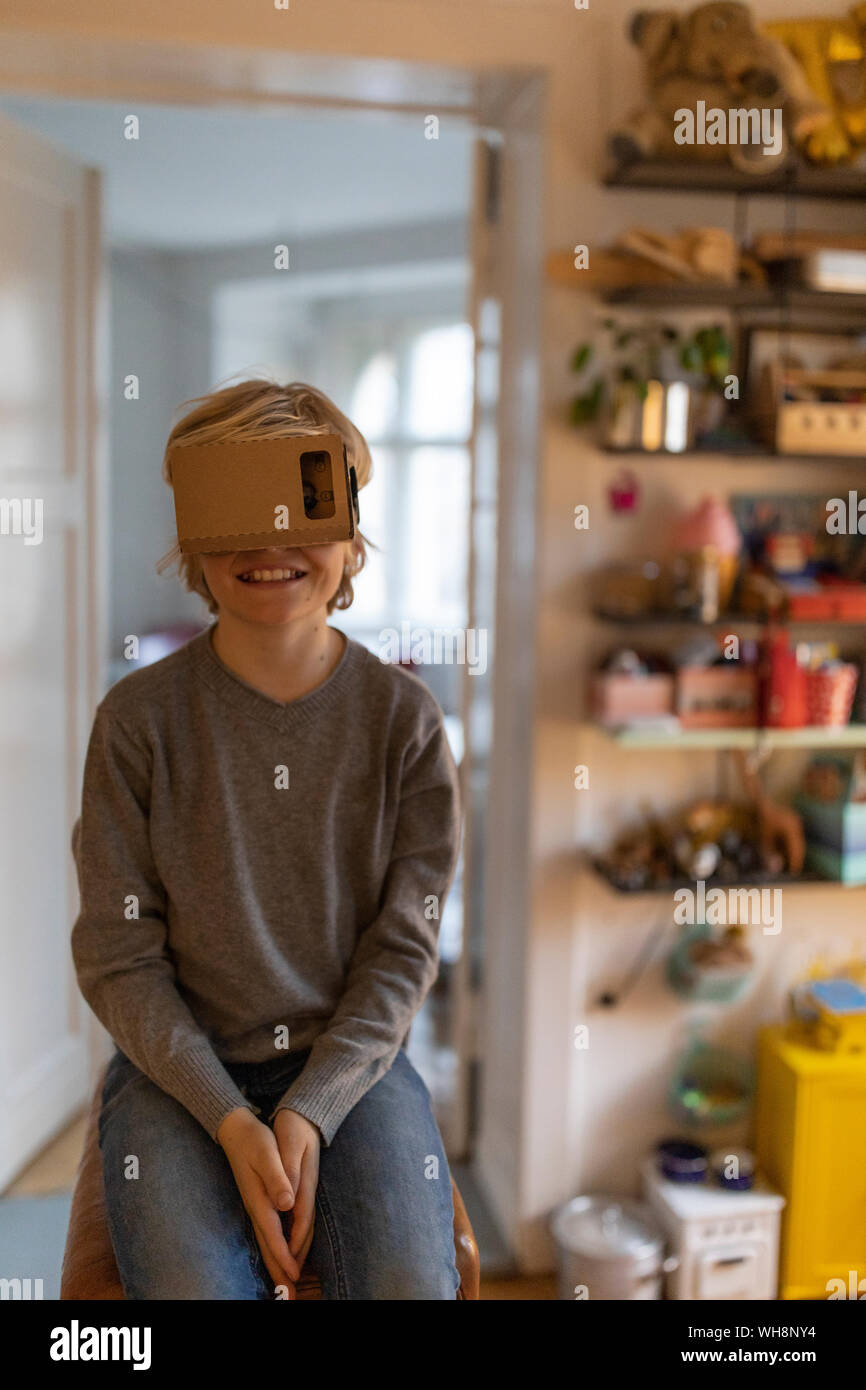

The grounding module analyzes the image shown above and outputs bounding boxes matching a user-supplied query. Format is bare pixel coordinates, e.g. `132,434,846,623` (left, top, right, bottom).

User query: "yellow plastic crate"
756,1024,866,1300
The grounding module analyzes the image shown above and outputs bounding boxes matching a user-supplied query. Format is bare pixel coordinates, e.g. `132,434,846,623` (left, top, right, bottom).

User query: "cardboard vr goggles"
169,433,360,554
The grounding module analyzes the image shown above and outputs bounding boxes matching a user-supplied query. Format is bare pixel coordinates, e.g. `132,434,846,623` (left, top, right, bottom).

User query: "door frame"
0,35,544,1233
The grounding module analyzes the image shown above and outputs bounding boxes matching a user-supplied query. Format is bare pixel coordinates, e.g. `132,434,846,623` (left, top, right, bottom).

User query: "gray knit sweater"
70,625,461,1144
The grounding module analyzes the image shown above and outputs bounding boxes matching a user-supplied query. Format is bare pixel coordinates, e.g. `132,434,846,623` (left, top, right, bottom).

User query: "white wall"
108,250,209,655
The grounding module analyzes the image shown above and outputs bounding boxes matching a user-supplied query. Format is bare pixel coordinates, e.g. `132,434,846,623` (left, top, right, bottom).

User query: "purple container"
710,1147,755,1191
656,1139,708,1184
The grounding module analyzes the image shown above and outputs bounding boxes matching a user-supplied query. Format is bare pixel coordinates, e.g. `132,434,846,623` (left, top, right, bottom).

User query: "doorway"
0,42,543,1274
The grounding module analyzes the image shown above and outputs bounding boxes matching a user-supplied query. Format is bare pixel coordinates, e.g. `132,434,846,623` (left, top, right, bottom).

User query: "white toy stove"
640,1157,785,1300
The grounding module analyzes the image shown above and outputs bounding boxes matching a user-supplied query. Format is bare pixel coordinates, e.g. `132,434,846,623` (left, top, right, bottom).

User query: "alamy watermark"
50,1321,151,1369
0,497,43,545
0,1276,43,1299
827,492,866,534
674,103,783,158
379,623,488,676
827,1271,866,1299
674,879,782,935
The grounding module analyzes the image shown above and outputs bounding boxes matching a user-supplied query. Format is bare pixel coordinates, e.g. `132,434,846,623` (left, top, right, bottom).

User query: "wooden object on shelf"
546,248,686,292
615,226,738,284
548,233,758,294
732,747,806,876
754,360,866,456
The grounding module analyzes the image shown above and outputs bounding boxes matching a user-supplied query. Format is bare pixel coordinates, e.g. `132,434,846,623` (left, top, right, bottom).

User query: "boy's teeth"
240,568,303,582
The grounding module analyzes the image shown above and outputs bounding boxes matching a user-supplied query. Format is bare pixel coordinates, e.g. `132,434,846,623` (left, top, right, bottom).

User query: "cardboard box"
169,433,358,553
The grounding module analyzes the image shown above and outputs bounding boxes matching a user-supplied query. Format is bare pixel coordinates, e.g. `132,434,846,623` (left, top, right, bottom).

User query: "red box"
676,667,759,729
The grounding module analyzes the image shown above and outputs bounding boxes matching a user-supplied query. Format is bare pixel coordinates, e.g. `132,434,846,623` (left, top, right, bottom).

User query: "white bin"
551,1195,672,1300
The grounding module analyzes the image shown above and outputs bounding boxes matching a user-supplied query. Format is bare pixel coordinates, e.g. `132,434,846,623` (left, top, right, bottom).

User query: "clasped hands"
217,1105,320,1299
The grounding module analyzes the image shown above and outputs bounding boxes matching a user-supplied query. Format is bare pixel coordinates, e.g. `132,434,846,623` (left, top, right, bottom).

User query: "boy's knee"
125,1267,265,1301
361,1255,460,1301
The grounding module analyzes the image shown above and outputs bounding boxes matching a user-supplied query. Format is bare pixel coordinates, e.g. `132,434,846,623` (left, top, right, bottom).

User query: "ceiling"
0,96,472,250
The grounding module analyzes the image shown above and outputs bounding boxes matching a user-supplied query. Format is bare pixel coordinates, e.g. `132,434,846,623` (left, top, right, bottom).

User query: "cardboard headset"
169,433,360,554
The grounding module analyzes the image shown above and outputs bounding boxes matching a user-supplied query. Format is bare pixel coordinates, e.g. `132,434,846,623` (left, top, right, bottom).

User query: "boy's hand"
272,1109,321,1271
217,1107,301,1295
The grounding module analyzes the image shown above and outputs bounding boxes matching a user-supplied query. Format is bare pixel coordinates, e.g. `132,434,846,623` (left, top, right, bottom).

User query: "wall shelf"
601,442,865,462
590,723,866,752
589,858,843,895
603,159,866,201
601,283,866,320
592,609,866,630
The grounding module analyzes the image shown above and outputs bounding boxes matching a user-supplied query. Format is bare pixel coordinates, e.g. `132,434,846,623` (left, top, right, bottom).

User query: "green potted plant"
570,318,732,451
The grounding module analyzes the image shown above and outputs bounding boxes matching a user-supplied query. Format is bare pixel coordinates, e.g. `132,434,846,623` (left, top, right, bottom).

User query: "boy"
71,380,462,1299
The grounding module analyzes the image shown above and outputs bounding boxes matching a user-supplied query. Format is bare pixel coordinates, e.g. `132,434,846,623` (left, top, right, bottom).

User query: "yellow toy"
789,953,866,1051
757,1023,866,1299
766,6,866,163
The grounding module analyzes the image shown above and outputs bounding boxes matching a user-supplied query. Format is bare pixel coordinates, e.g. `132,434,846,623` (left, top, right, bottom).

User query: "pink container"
805,664,859,727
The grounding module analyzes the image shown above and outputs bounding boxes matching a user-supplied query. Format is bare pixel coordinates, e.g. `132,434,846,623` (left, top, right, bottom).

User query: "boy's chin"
219,591,327,626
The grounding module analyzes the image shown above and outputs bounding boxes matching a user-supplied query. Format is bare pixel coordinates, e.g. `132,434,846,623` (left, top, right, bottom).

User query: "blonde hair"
157,378,372,615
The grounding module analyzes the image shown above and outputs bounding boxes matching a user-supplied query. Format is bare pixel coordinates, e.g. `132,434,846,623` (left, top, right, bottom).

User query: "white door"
0,110,104,1189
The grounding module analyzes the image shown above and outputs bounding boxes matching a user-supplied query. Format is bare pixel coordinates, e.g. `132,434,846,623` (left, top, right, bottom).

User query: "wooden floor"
480,1275,557,1300
5,1111,87,1197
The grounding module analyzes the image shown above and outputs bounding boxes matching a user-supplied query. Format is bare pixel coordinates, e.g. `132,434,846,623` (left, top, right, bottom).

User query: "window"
406,324,473,441
341,315,473,651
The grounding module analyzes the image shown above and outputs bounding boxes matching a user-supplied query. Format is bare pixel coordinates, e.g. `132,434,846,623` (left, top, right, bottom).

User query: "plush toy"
610,2,834,173
766,6,866,164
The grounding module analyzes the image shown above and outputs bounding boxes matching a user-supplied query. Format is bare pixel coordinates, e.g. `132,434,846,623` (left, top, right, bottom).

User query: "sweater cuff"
271,1050,380,1147
161,1047,253,1140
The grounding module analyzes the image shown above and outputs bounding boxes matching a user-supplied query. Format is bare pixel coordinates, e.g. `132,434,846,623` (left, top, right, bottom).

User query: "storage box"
592,673,674,727
676,667,758,729
783,579,866,623
757,364,866,457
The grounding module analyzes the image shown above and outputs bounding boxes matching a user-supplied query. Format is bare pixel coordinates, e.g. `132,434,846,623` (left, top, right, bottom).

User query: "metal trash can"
551,1195,673,1300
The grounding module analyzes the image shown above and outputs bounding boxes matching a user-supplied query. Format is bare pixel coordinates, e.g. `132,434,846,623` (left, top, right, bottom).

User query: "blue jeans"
98,1047,460,1300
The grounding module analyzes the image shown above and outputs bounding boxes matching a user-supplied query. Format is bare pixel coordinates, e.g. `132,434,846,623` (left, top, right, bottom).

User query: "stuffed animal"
766,6,866,164
610,2,834,173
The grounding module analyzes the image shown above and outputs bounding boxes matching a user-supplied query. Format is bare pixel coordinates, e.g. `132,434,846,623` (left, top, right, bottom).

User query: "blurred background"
1,0,865,1303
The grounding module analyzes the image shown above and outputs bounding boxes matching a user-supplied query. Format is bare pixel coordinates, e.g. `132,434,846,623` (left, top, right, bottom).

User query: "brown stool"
61,1071,480,1301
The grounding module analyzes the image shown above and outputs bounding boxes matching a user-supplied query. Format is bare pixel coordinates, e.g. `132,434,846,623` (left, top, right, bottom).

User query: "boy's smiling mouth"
235,565,308,586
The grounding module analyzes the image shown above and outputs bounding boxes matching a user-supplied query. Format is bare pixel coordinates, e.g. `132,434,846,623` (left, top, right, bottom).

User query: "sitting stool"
60,1070,480,1300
